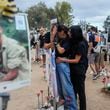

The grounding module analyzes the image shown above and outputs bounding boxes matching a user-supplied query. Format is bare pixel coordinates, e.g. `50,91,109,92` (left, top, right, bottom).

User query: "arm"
2,68,18,81
57,43,84,64
44,26,57,49
44,42,54,49
56,44,65,54
88,42,93,53
88,34,93,53
57,54,81,64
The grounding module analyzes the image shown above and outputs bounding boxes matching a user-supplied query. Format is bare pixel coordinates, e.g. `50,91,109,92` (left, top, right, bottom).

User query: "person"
39,27,46,67
0,26,29,82
30,33,37,62
30,33,36,48
88,27,101,80
44,25,58,82
56,25,77,110
44,25,56,49
95,33,106,75
57,25,88,110
44,25,77,110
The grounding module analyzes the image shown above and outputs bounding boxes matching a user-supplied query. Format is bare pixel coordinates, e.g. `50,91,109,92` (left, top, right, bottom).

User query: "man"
39,27,46,67
0,26,29,82
96,33,106,75
88,27,100,80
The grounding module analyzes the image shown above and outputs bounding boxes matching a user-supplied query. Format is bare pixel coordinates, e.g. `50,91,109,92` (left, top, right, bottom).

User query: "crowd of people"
30,24,109,110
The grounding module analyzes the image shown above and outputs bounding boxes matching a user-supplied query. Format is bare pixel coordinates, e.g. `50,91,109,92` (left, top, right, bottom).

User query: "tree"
47,8,56,19
55,1,73,26
104,15,110,32
26,1,74,29
26,2,49,29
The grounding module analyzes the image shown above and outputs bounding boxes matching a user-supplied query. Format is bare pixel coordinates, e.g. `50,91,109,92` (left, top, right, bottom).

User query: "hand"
56,57,64,63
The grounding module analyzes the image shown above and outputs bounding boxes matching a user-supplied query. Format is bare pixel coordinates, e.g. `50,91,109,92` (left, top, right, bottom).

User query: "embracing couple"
44,24,88,110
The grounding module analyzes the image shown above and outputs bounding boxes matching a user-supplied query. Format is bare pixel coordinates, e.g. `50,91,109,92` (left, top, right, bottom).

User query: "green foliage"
26,2,49,29
55,1,73,26
26,1,73,29
104,16,110,32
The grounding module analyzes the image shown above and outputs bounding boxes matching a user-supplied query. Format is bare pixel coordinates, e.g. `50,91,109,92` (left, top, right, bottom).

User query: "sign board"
0,13,31,92
50,18,57,24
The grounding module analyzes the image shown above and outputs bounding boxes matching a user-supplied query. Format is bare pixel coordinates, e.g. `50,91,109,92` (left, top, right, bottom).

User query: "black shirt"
70,39,88,74
88,32,98,53
44,32,51,44
44,32,57,44
56,38,70,58
44,32,70,58
39,35,45,48
30,35,36,48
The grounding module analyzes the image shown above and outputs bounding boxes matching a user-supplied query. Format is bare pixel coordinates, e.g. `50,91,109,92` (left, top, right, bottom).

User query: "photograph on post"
0,13,31,92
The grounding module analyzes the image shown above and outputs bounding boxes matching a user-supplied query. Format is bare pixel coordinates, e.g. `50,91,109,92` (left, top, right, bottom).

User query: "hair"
57,24,69,37
90,26,97,33
70,25,84,44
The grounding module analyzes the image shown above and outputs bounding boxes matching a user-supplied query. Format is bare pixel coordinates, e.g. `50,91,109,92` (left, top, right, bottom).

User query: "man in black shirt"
39,27,46,67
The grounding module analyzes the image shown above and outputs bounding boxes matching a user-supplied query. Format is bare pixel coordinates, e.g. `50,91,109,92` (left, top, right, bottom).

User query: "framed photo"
0,13,31,92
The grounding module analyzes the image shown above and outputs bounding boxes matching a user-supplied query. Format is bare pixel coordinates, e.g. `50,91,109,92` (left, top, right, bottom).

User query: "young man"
39,27,46,67
88,27,101,80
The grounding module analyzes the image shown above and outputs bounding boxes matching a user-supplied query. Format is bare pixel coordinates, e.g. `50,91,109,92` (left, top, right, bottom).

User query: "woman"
56,25,77,110
57,25,88,110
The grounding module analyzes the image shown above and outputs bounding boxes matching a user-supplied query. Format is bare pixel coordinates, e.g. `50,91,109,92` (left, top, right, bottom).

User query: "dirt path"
86,73,110,110
7,63,110,110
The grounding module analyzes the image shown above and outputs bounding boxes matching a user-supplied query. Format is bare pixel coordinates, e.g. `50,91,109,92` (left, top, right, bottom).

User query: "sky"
15,0,110,30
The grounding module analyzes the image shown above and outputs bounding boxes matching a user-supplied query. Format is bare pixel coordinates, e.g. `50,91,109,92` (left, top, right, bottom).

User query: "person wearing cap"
0,26,29,82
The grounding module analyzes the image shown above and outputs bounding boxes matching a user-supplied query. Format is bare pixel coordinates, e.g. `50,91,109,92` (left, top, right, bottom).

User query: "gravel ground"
7,63,110,110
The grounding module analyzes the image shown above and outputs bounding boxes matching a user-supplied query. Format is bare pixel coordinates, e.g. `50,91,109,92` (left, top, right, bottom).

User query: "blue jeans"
56,63,78,110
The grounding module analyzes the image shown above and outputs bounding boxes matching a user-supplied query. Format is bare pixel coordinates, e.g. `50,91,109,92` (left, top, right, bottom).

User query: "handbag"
93,45,101,53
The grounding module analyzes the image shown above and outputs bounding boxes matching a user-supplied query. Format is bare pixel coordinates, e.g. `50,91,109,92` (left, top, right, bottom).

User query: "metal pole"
0,93,10,110
37,93,40,109
40,90,44,108
0,97,2,110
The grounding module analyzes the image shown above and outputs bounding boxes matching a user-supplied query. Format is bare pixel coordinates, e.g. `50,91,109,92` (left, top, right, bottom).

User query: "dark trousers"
71,74,86,110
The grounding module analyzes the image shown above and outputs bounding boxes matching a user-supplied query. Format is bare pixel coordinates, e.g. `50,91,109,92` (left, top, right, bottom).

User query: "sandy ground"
7,62,110,110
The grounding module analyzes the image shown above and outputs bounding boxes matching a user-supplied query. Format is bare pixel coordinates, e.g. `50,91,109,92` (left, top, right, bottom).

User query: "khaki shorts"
40,48,46,55
94,53,104,64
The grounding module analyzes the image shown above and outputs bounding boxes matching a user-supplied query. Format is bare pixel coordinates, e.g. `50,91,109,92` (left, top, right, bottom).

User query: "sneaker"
100,68,107,76
93,74,100,80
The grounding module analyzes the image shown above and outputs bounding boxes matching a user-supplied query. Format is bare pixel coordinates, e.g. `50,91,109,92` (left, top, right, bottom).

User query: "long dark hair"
70,25,84,45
